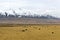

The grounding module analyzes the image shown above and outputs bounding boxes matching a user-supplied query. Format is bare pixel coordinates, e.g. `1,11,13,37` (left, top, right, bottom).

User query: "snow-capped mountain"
0,8,58,19
0,8,40,17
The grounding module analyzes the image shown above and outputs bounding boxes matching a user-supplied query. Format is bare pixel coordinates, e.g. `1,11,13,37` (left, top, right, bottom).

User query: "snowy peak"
0,8,59,19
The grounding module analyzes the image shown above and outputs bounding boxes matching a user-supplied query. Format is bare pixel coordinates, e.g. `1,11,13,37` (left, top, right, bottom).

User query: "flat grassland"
0,24,60,40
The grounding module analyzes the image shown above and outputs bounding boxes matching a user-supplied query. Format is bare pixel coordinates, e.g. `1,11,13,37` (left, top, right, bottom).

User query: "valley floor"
0,24,60,40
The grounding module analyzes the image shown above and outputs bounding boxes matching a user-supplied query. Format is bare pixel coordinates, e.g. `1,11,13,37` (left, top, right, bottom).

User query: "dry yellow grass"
0,24,60,40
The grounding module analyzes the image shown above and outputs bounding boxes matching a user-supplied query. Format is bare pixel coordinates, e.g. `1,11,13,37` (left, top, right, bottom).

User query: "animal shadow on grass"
52,32,54,34
21,29,28,32
38,28,40,30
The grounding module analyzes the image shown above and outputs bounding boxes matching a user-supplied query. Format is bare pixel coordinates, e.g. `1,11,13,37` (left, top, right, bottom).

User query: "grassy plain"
0,24,60,40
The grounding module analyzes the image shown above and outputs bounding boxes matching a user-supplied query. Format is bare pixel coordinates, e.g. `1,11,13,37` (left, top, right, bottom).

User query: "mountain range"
0,8,59,19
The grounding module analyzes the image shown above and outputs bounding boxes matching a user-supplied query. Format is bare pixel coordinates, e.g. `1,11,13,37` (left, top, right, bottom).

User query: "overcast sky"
0,0,60,17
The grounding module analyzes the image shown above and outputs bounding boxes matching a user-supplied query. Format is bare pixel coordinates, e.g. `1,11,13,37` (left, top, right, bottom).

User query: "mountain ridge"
0,8,59,19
